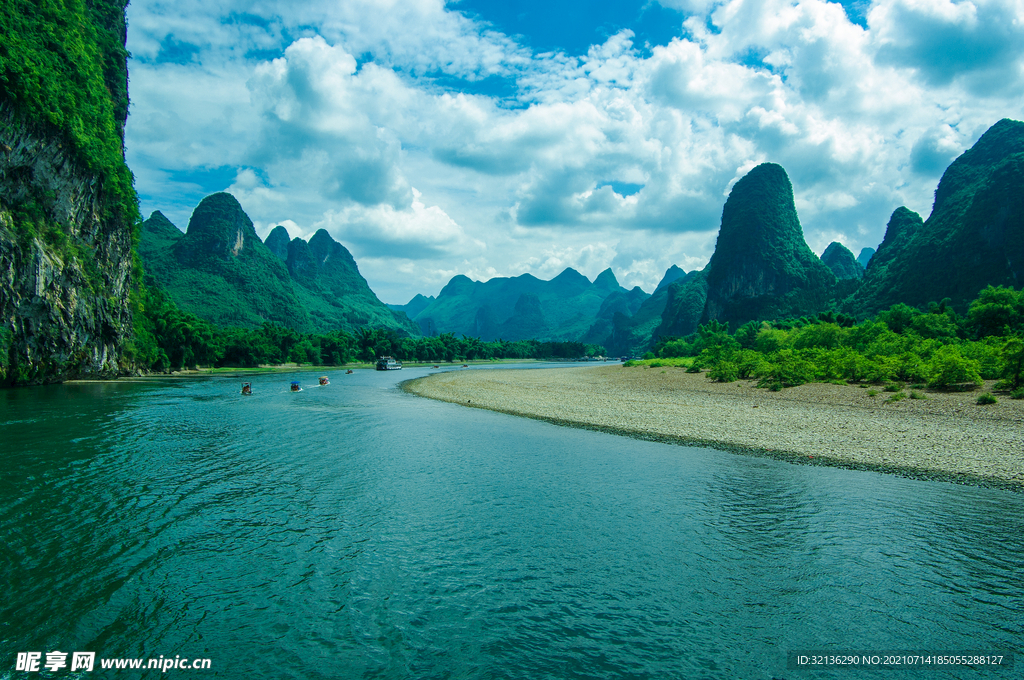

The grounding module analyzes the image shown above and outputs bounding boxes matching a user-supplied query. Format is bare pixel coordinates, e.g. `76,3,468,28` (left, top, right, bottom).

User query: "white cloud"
126,0,1024,302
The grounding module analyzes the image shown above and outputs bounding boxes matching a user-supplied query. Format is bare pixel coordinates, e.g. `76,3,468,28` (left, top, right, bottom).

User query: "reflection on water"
1,367,1022,679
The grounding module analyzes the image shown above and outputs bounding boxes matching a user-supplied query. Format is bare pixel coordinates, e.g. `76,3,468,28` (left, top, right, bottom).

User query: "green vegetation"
411,267,637,342
0,0,136,227
849,119,1024,315
820,242,864,280
628,285,1024,392
977,393,998,405
138,197,417,335
131,280,607,371
681,163,839,335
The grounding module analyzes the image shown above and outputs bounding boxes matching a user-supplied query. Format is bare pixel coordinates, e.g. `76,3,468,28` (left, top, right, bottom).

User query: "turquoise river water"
1,365,1022,679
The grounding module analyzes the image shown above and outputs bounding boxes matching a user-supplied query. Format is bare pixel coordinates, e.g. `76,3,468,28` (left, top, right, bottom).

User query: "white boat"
375,356,402,370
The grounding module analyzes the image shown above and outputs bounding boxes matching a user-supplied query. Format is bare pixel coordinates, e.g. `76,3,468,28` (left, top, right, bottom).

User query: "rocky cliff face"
0,108,133,384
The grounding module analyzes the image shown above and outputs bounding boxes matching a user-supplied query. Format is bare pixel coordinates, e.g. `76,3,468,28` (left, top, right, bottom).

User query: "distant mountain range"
141,118,1023,354
404,267,644,342
138,193,417,335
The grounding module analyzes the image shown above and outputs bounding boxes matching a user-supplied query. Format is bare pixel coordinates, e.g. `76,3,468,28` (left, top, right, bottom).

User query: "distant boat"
318,376,329,386
290,381,302,392
241,382,253,395
375,356,402,371
346,369,354,374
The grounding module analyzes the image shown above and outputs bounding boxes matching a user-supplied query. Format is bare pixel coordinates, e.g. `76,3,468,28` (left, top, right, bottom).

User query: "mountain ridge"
139,193,417,335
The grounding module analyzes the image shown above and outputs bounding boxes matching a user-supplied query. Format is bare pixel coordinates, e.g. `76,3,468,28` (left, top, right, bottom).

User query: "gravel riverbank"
405,365,1024,491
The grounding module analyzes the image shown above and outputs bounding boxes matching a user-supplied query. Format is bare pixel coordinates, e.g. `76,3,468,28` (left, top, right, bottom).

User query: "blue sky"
125,0,1024,303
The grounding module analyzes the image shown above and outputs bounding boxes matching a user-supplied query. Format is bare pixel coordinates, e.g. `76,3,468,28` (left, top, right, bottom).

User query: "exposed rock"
0,105,134,384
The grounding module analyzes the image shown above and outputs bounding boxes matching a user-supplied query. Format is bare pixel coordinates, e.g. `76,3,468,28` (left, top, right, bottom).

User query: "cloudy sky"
125,0,1024,303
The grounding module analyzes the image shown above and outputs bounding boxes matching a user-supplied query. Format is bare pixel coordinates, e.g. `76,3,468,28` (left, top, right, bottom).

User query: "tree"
967,286,1023,338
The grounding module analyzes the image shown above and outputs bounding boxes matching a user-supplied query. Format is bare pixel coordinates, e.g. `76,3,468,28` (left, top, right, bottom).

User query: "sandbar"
404,365,1024,491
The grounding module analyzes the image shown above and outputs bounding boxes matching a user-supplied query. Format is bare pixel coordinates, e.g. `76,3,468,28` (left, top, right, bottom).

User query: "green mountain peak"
175,192,259,265
265,225,291,261
593,268,620,291
820,242,863,280
700,162,836,326
848,117,1024,315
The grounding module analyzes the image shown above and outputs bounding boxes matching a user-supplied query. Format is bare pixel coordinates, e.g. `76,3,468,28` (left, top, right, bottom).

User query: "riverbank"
67,358,548,383
405,365,1024,491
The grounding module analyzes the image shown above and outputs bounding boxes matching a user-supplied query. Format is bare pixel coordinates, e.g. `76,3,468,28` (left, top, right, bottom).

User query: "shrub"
926,346,982,390
754,328,790,354
792,323,843,350
1011,387,1024,400
960,339,1003,380
734,349,770,380
708,361,739,383
967,286,1023,338
755,350,816,389
909,390,926,400
878,303,920,334
685,365,701,373
659,339,696,357
977,393,998,405
884,382,904,392
867,389,879,397
886,391,906,402
1000,338,1024,389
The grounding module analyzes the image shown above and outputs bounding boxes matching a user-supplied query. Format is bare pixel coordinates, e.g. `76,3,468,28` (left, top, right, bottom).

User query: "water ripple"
2,369,1022,678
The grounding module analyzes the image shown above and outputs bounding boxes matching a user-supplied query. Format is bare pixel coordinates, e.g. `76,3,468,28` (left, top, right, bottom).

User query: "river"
1,365,1021,678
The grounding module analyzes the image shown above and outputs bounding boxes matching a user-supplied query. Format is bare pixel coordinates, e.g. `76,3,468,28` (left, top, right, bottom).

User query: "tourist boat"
318,376,329,386
346,369,354,374
375,356,402,371
290,381,302,392
241,382,253,395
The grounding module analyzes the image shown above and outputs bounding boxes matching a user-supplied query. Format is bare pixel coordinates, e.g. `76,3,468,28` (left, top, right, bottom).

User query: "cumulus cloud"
870,0,1024,93
126,0,1024,301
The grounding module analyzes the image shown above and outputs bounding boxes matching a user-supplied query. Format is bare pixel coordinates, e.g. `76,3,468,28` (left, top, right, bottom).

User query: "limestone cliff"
0,1,136,385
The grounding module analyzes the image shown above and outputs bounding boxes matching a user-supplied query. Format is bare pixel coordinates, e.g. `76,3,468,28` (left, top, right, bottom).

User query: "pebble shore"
405,365,1024,491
